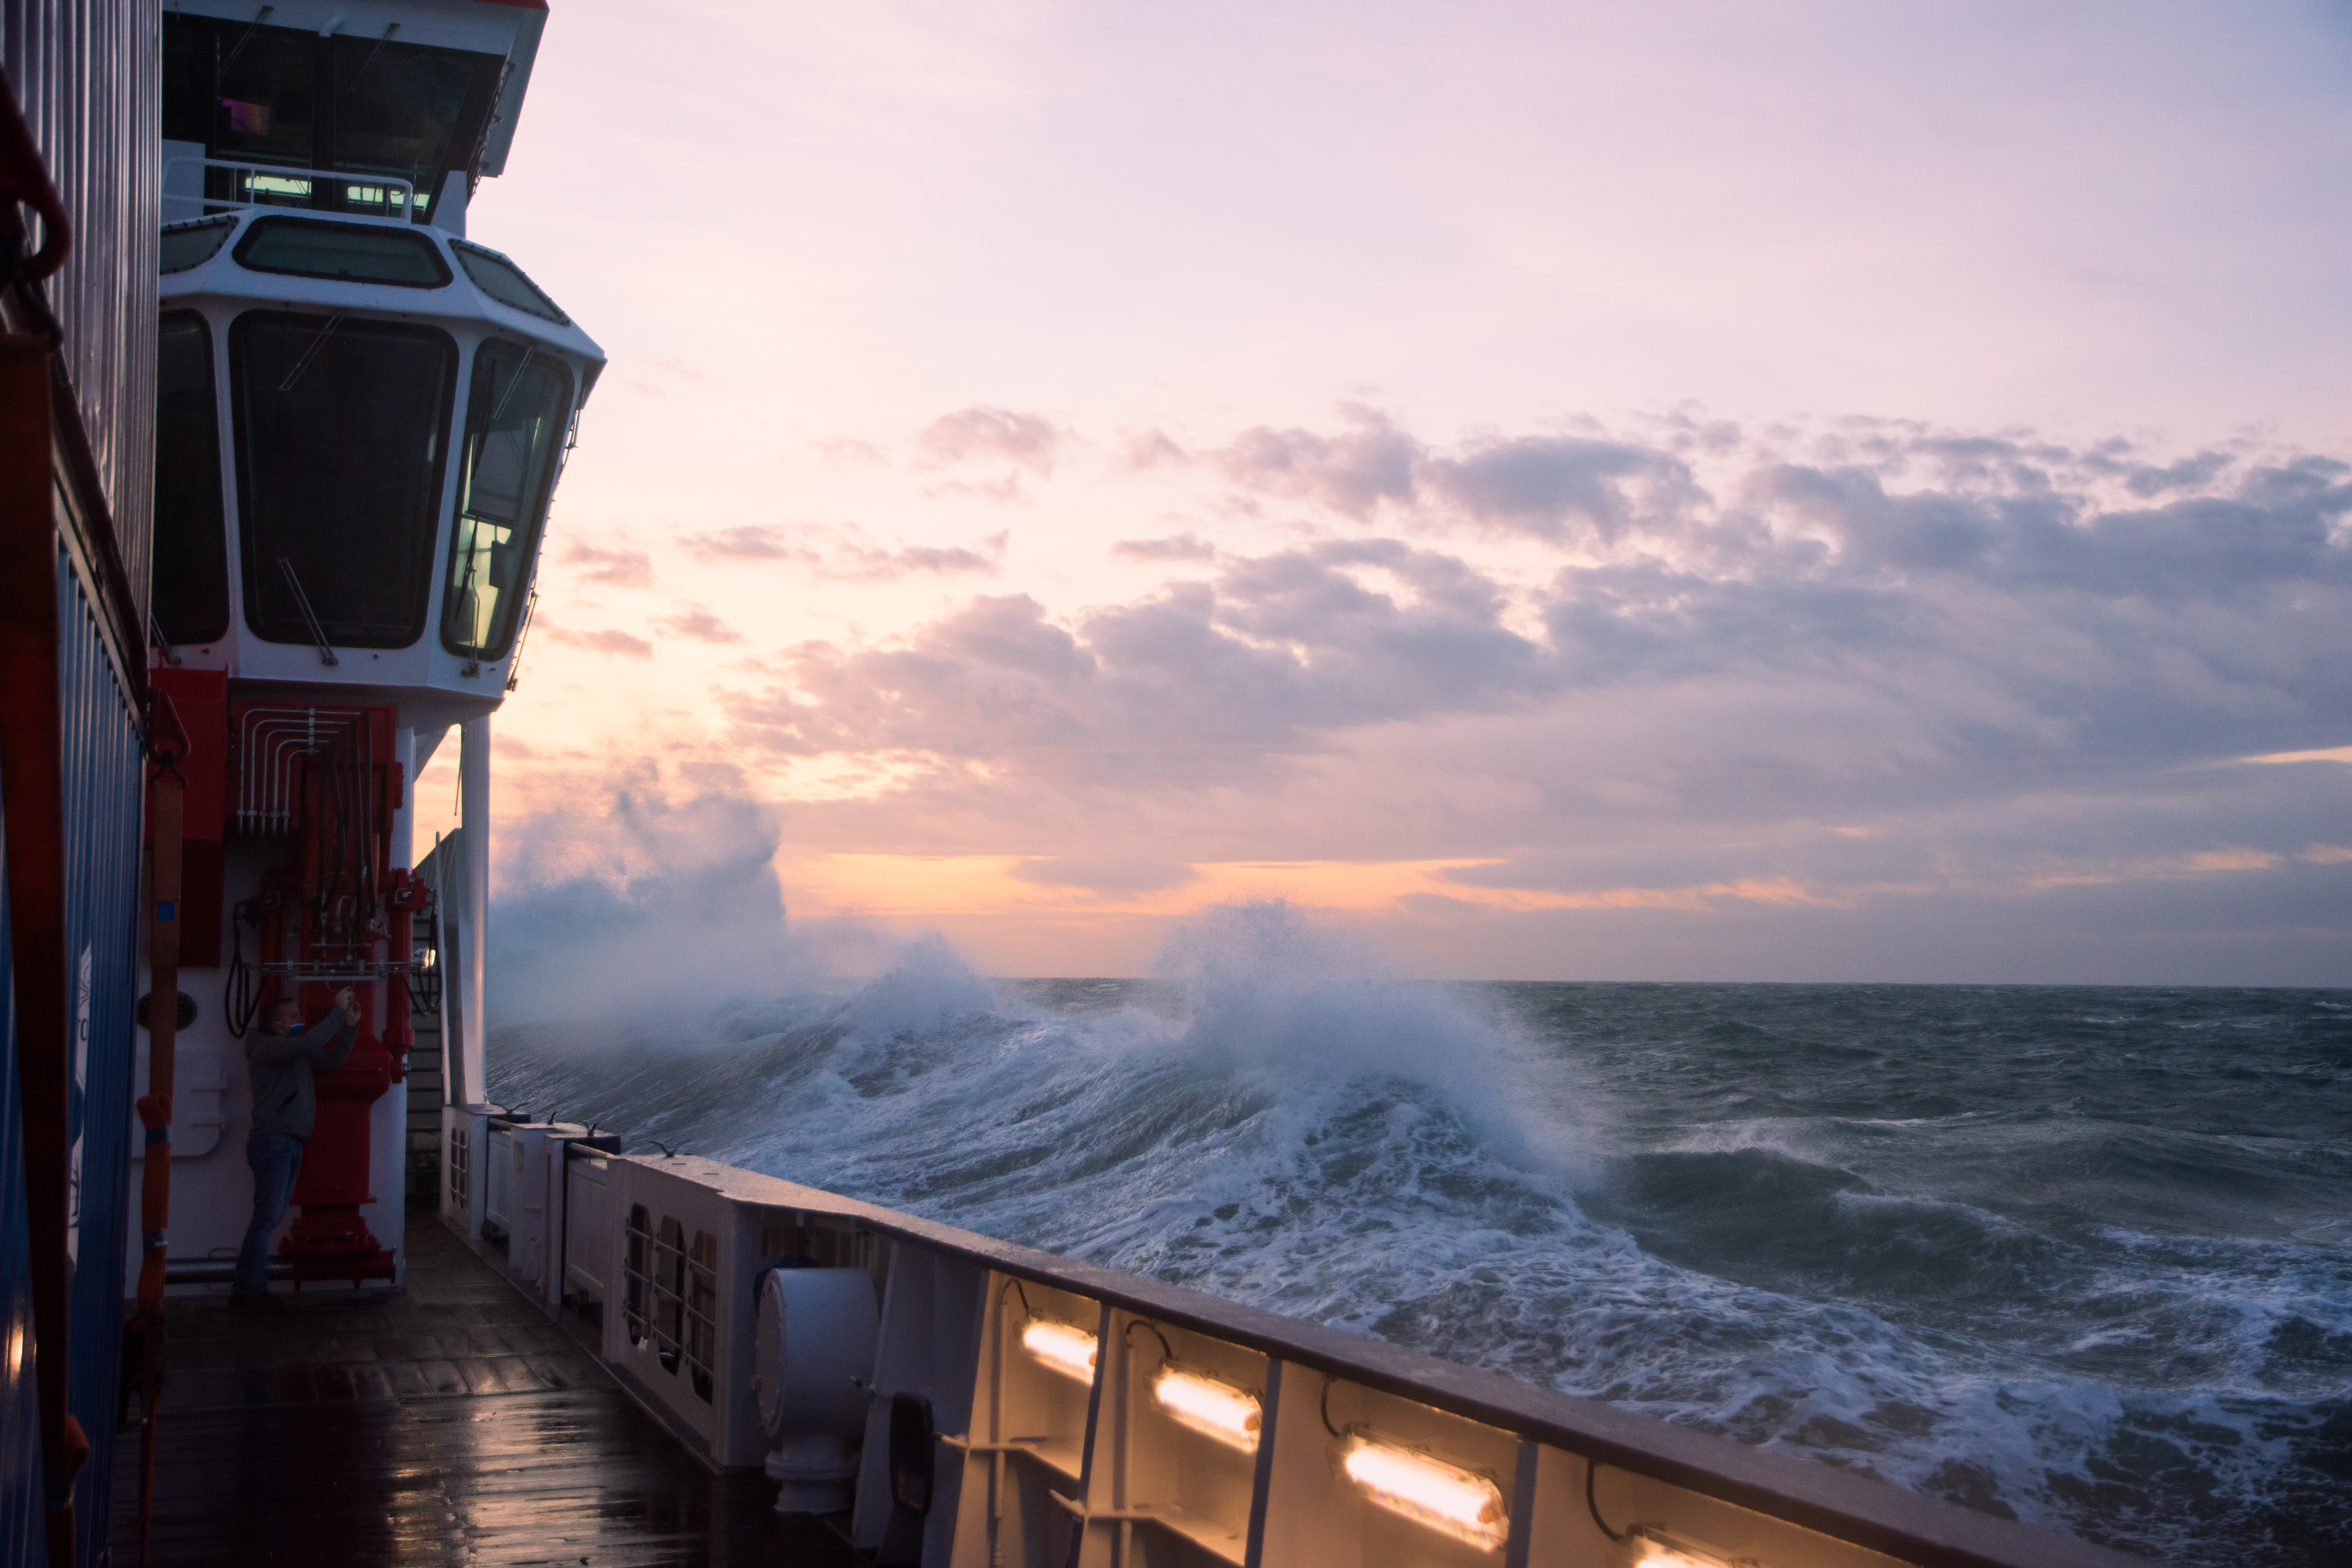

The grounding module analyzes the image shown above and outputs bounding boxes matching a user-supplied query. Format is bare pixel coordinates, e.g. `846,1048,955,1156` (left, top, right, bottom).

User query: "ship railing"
256,958,412,981
480,1144,2145,1568
163,156,421,224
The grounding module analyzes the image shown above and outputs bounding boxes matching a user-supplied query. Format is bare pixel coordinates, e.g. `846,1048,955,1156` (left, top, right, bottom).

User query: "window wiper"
278,557,339,666
220,5,276,76
341,23,399,96
276,314,342,394
490,344,538,421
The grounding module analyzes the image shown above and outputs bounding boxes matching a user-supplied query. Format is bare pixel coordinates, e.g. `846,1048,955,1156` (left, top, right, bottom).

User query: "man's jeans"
233,1134,304,1299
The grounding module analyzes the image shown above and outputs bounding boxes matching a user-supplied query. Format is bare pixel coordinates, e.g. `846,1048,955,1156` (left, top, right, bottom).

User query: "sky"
423,0,2352,986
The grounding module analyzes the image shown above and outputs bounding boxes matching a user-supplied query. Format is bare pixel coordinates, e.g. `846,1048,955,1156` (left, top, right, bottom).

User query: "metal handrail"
626,1152,2144,1568
163,156,419,217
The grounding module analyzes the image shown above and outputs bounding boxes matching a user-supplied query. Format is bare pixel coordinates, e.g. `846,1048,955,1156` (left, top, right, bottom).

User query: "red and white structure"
133,0,601,1292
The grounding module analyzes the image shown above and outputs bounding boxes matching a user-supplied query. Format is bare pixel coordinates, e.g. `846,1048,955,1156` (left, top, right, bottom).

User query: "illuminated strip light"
1021,1319,1099,1384
1626,1528,1741,1568
339,184,427,211
1340,1435,1508,1552
1152,1366,1261,1454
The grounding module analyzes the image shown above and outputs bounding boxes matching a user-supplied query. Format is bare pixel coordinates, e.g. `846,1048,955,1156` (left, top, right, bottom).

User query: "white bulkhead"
154,205,603,733
152,0,600,734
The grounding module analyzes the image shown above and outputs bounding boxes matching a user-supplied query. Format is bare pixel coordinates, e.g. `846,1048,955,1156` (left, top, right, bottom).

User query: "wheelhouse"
154,203,602,727
160,0,548,227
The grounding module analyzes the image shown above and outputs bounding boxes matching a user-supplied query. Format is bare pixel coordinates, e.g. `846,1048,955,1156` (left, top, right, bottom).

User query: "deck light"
1626,1527,1740,1568
1152,1366,1261,1453
1340,1434,1508,1552
1021,1319,1099,1384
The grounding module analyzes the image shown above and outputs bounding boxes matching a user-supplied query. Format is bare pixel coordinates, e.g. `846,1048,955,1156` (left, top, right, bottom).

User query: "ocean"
489,912,2351,1566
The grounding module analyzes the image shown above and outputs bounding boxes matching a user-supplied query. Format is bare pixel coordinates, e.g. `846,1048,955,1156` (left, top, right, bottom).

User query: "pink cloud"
655,606,747,644
1112,533,1216,563
562,539,656,588
680,523,1006,581
546,625,654,658
920,406,1063,476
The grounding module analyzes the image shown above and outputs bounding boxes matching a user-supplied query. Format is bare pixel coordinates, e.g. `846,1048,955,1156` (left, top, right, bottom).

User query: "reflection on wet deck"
111,1215,860,1566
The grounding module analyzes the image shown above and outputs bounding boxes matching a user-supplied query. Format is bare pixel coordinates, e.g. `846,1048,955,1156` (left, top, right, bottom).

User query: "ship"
0,5,2147,1566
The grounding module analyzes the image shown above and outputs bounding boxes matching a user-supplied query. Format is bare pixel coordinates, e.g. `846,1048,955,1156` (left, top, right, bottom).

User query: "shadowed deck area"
110,1215,862,1566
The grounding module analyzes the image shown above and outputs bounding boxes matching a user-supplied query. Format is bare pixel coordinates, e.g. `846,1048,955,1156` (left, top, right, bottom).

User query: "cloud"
1212,405,1417,519
1009,855,1198,895
562,539,655,589
920,406,1063,475
1112,533,1216,562
655,606,747,645
2125,450,2234,498
692,410,2351,974
868,537,1008,579
505,407,2350,982
680,525,816,563
680,523,1007,581
1120,430,1189,471
1423,435,1704,541
546,625,655,658
2245,746,2352,765
723,538,1553,783
1200,405,1706,539
719,414,2352,805
815,436,886,465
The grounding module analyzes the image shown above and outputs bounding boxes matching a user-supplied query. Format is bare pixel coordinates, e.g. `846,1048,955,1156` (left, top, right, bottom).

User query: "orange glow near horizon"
774,853,1835,921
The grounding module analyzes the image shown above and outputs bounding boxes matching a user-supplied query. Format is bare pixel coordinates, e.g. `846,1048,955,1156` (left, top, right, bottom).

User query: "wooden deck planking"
110,1215,862,1566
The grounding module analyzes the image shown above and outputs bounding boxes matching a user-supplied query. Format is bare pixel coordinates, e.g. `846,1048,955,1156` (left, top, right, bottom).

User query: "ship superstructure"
130,0,598,1307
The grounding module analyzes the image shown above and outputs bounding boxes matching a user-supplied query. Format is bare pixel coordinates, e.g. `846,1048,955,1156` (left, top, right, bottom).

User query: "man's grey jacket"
246,1013,358,1140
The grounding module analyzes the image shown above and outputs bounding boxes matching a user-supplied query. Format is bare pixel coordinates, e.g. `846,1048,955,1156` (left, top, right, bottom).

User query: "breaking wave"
491,906,2352,1567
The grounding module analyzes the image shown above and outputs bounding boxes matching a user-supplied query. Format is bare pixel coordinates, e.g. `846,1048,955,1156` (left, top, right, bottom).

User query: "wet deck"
110,1215,863,1566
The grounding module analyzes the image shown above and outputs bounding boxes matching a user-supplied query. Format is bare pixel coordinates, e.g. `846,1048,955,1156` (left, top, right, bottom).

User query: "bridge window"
214,30,317,174
452,241,569,325
443,341,572,661
230,312,456,649
333,36,478,211
160,217,235,275
162,13,501,221
233,216,451,289
154,312,229,646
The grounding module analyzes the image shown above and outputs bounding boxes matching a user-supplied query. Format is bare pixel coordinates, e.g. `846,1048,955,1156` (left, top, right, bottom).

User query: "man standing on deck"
230,986,359,1310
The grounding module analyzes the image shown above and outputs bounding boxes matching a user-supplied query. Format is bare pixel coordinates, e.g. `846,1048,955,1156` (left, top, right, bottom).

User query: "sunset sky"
425,0,2352,987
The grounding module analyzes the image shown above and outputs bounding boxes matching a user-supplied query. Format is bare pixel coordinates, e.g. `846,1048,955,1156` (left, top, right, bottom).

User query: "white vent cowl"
752,1267,880,1513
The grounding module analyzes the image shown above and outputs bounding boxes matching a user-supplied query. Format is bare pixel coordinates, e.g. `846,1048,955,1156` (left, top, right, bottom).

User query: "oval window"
232,215,452,287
